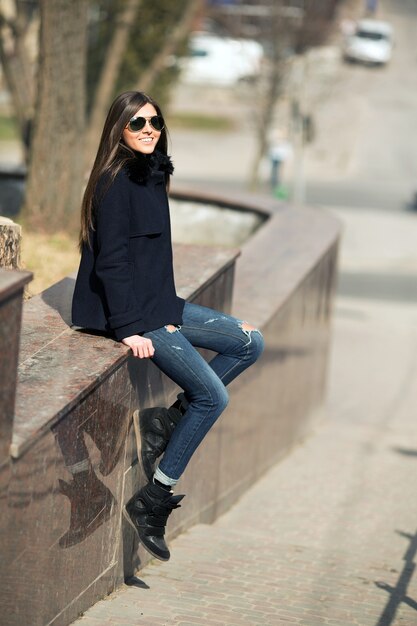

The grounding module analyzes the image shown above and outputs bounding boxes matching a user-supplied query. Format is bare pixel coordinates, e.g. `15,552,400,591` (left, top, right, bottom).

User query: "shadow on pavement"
125,576,150,589
374,529,417,625
392,447,417,458
373,446,417,625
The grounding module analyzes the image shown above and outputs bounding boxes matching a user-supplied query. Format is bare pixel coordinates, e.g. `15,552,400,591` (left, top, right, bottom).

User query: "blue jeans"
142,302,264,483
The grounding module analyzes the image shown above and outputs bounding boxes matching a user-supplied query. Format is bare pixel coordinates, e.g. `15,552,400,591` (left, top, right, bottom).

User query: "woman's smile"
122,102,161,154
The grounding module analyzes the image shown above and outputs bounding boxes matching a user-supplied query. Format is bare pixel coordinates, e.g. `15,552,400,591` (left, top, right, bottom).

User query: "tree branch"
85,0,142,169
137,0,204,93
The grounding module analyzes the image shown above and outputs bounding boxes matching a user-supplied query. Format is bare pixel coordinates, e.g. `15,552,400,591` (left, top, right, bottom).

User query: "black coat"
71,151,185,340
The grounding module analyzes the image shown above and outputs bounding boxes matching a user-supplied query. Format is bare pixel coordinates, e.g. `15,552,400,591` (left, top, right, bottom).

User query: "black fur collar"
125,149,174,184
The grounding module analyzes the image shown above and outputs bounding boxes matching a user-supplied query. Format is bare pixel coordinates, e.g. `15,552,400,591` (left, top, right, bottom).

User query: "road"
305,0,417,212
170,0,417,216
170,0,417,305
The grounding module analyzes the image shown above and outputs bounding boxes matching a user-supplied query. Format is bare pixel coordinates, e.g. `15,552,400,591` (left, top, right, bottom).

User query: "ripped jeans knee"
165,324,180,334
238,320,265,362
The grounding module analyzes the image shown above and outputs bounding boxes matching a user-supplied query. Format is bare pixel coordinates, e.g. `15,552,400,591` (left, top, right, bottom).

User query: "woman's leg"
137,301,264,482
125,310,263,561
144,325,230,483
146,304,263,482
125,326,228,560
179,302,264,387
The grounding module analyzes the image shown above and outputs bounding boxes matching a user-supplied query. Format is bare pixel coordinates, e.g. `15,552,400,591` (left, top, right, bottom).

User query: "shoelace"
147,494,184,527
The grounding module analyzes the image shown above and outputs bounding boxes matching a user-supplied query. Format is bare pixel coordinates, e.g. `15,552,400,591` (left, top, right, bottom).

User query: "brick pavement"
73,209,417,625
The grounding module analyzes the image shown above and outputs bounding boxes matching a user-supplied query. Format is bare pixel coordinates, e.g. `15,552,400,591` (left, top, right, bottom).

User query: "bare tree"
85,0,142,169
247,0,342,190
137,0,204,92
248,1,299,189
295,0,341,53
22,0,88,231
0,0,203,232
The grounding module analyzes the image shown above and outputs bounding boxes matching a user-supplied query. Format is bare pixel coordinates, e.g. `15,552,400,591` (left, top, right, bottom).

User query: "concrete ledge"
171,187,340,325
171,188,340,521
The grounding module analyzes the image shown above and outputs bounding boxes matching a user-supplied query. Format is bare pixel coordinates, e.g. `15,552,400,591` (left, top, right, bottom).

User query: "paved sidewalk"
73,207,417,626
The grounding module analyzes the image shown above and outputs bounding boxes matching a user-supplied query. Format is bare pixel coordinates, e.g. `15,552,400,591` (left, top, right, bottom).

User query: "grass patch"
21,229,80,297
167,112,235,132
0,115,19,141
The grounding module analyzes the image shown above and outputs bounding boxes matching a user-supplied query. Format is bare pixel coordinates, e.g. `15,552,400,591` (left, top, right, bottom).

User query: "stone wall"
0,191,340,626
0,269,32,464
0,217,21,269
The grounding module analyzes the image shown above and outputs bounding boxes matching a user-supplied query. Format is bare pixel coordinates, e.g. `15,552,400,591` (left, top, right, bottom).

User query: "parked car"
179,32,263,86
343,19,393,66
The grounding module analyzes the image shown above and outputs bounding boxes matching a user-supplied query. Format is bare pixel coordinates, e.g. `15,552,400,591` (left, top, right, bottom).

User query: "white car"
179,32,263,86
343,19,393,66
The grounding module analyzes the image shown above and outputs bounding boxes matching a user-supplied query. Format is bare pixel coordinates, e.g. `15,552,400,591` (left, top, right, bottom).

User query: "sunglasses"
126,115,165,133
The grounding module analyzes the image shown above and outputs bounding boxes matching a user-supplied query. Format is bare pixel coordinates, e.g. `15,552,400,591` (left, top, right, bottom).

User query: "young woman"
72,91,264,562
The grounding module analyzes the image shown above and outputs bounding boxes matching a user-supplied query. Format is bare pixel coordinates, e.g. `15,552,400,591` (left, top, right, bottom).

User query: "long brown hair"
79,91,169,250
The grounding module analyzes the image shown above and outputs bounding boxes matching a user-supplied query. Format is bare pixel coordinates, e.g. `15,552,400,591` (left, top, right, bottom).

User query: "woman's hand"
122,334,155,359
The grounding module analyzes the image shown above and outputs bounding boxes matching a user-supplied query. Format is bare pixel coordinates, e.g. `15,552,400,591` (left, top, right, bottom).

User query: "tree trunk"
22,0,88,232
248,3,286,190
137,0,204,92
85,0,142,170
248,61,284,190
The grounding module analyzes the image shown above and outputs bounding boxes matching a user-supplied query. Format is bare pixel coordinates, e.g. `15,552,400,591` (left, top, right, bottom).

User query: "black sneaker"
123,481,184,561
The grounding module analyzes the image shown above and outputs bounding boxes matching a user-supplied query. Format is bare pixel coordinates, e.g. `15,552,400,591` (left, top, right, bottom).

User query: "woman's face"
122,102,162,155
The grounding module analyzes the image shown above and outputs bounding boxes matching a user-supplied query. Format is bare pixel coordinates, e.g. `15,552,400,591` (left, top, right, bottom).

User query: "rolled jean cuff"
154,466,178,487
